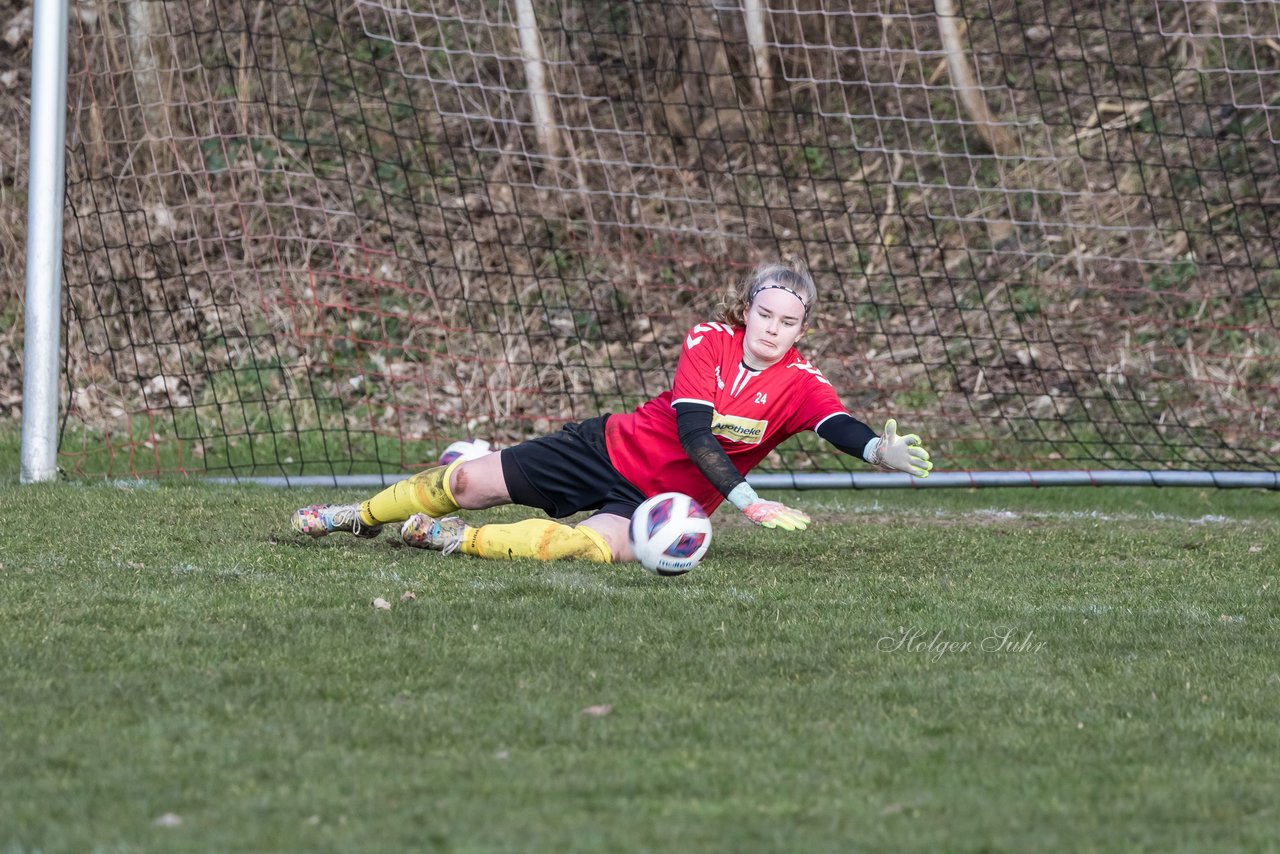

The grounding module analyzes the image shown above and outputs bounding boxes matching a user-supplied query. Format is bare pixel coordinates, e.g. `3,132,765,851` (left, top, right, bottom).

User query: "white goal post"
19,0,69,484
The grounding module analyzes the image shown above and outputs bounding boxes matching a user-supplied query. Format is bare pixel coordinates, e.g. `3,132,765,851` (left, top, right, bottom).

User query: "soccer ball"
629,492,713,576
438,438,493,466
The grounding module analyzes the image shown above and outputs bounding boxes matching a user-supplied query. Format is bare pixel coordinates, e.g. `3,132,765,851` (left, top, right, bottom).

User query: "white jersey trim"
729,364,760,397
671,397,714,409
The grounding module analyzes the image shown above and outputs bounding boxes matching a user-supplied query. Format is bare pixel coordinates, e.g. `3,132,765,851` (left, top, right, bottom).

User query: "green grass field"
1,481,1277,852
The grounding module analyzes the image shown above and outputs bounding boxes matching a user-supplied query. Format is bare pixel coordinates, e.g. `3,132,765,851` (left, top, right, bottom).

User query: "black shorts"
500,414,647,520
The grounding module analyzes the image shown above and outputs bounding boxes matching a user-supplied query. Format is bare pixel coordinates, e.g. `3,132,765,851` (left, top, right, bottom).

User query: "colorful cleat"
291,504,383,539
400,514,467,555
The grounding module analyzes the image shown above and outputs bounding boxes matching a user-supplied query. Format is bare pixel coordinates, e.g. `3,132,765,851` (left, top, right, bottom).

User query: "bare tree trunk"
126,0,172,174
935,0,1015,156
514,0,562,160
743,0,772,107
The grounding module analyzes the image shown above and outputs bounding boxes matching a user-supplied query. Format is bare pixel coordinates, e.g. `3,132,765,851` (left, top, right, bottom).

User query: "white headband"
751,284,811,315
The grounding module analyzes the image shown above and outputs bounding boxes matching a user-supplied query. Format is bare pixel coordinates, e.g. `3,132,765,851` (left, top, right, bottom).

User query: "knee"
449,458,507,509
448,461,478,508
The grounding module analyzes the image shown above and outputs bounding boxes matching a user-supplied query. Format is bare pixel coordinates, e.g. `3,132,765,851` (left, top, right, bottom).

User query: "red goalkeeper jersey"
604,322,848,513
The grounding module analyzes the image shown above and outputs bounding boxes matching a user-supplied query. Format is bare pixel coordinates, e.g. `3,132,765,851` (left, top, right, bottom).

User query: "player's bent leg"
447,451,513,510
358,460,463,527
400,514,623,563
295,452,521,540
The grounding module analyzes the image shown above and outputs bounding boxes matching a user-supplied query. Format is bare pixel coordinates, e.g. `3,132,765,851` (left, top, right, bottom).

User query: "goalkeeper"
292,261,933,563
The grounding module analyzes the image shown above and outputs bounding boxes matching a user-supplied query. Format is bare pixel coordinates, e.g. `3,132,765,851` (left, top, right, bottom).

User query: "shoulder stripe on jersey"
786,357,832,386
685,322,736,349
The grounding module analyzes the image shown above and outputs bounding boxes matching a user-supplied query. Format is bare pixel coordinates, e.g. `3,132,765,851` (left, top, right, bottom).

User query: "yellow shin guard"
459,519,612,563
359,461,462,526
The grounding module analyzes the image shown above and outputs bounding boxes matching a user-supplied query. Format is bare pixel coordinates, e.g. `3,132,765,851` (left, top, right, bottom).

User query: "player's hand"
870,419,933,477
742,500,811,530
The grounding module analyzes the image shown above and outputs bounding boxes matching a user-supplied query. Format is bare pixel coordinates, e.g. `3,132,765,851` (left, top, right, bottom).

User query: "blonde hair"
719,261,817,328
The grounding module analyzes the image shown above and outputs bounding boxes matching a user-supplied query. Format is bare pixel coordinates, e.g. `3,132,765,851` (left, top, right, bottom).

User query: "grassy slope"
0,481,1276,852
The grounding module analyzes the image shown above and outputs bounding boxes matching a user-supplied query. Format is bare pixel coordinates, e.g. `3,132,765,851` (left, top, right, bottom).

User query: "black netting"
58,0,1280,477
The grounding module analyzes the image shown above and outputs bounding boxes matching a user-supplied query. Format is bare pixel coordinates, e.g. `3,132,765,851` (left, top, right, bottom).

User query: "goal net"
53,0,1280,479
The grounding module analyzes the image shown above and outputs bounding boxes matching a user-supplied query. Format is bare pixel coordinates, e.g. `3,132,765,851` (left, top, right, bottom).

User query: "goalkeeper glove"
726,483,811,531
867,419,934,477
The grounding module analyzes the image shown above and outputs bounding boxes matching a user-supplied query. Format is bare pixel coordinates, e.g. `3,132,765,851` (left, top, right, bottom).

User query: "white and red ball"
629,492,713,576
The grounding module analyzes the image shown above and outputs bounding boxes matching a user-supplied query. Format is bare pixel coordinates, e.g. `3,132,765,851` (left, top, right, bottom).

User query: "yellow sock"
359,461,461,526
459,518,612,563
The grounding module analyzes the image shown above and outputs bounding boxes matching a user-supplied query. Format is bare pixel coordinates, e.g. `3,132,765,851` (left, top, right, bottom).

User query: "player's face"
743,287,806,368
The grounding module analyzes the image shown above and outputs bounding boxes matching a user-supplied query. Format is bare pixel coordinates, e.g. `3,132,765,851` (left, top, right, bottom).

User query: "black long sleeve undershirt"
815,413,877,459
675,402,744,498
673,404,879,500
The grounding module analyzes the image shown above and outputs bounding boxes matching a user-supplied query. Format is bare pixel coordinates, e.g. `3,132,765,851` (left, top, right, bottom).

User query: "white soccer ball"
438,438,493,466
629,492,713,576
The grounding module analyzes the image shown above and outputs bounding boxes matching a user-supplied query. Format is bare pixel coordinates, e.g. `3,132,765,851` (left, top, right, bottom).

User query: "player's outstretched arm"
816,413,934,477
675,402,811,531
867,418,934,477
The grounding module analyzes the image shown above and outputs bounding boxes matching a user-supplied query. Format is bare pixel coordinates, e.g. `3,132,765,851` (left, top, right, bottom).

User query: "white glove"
867,419,933,477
